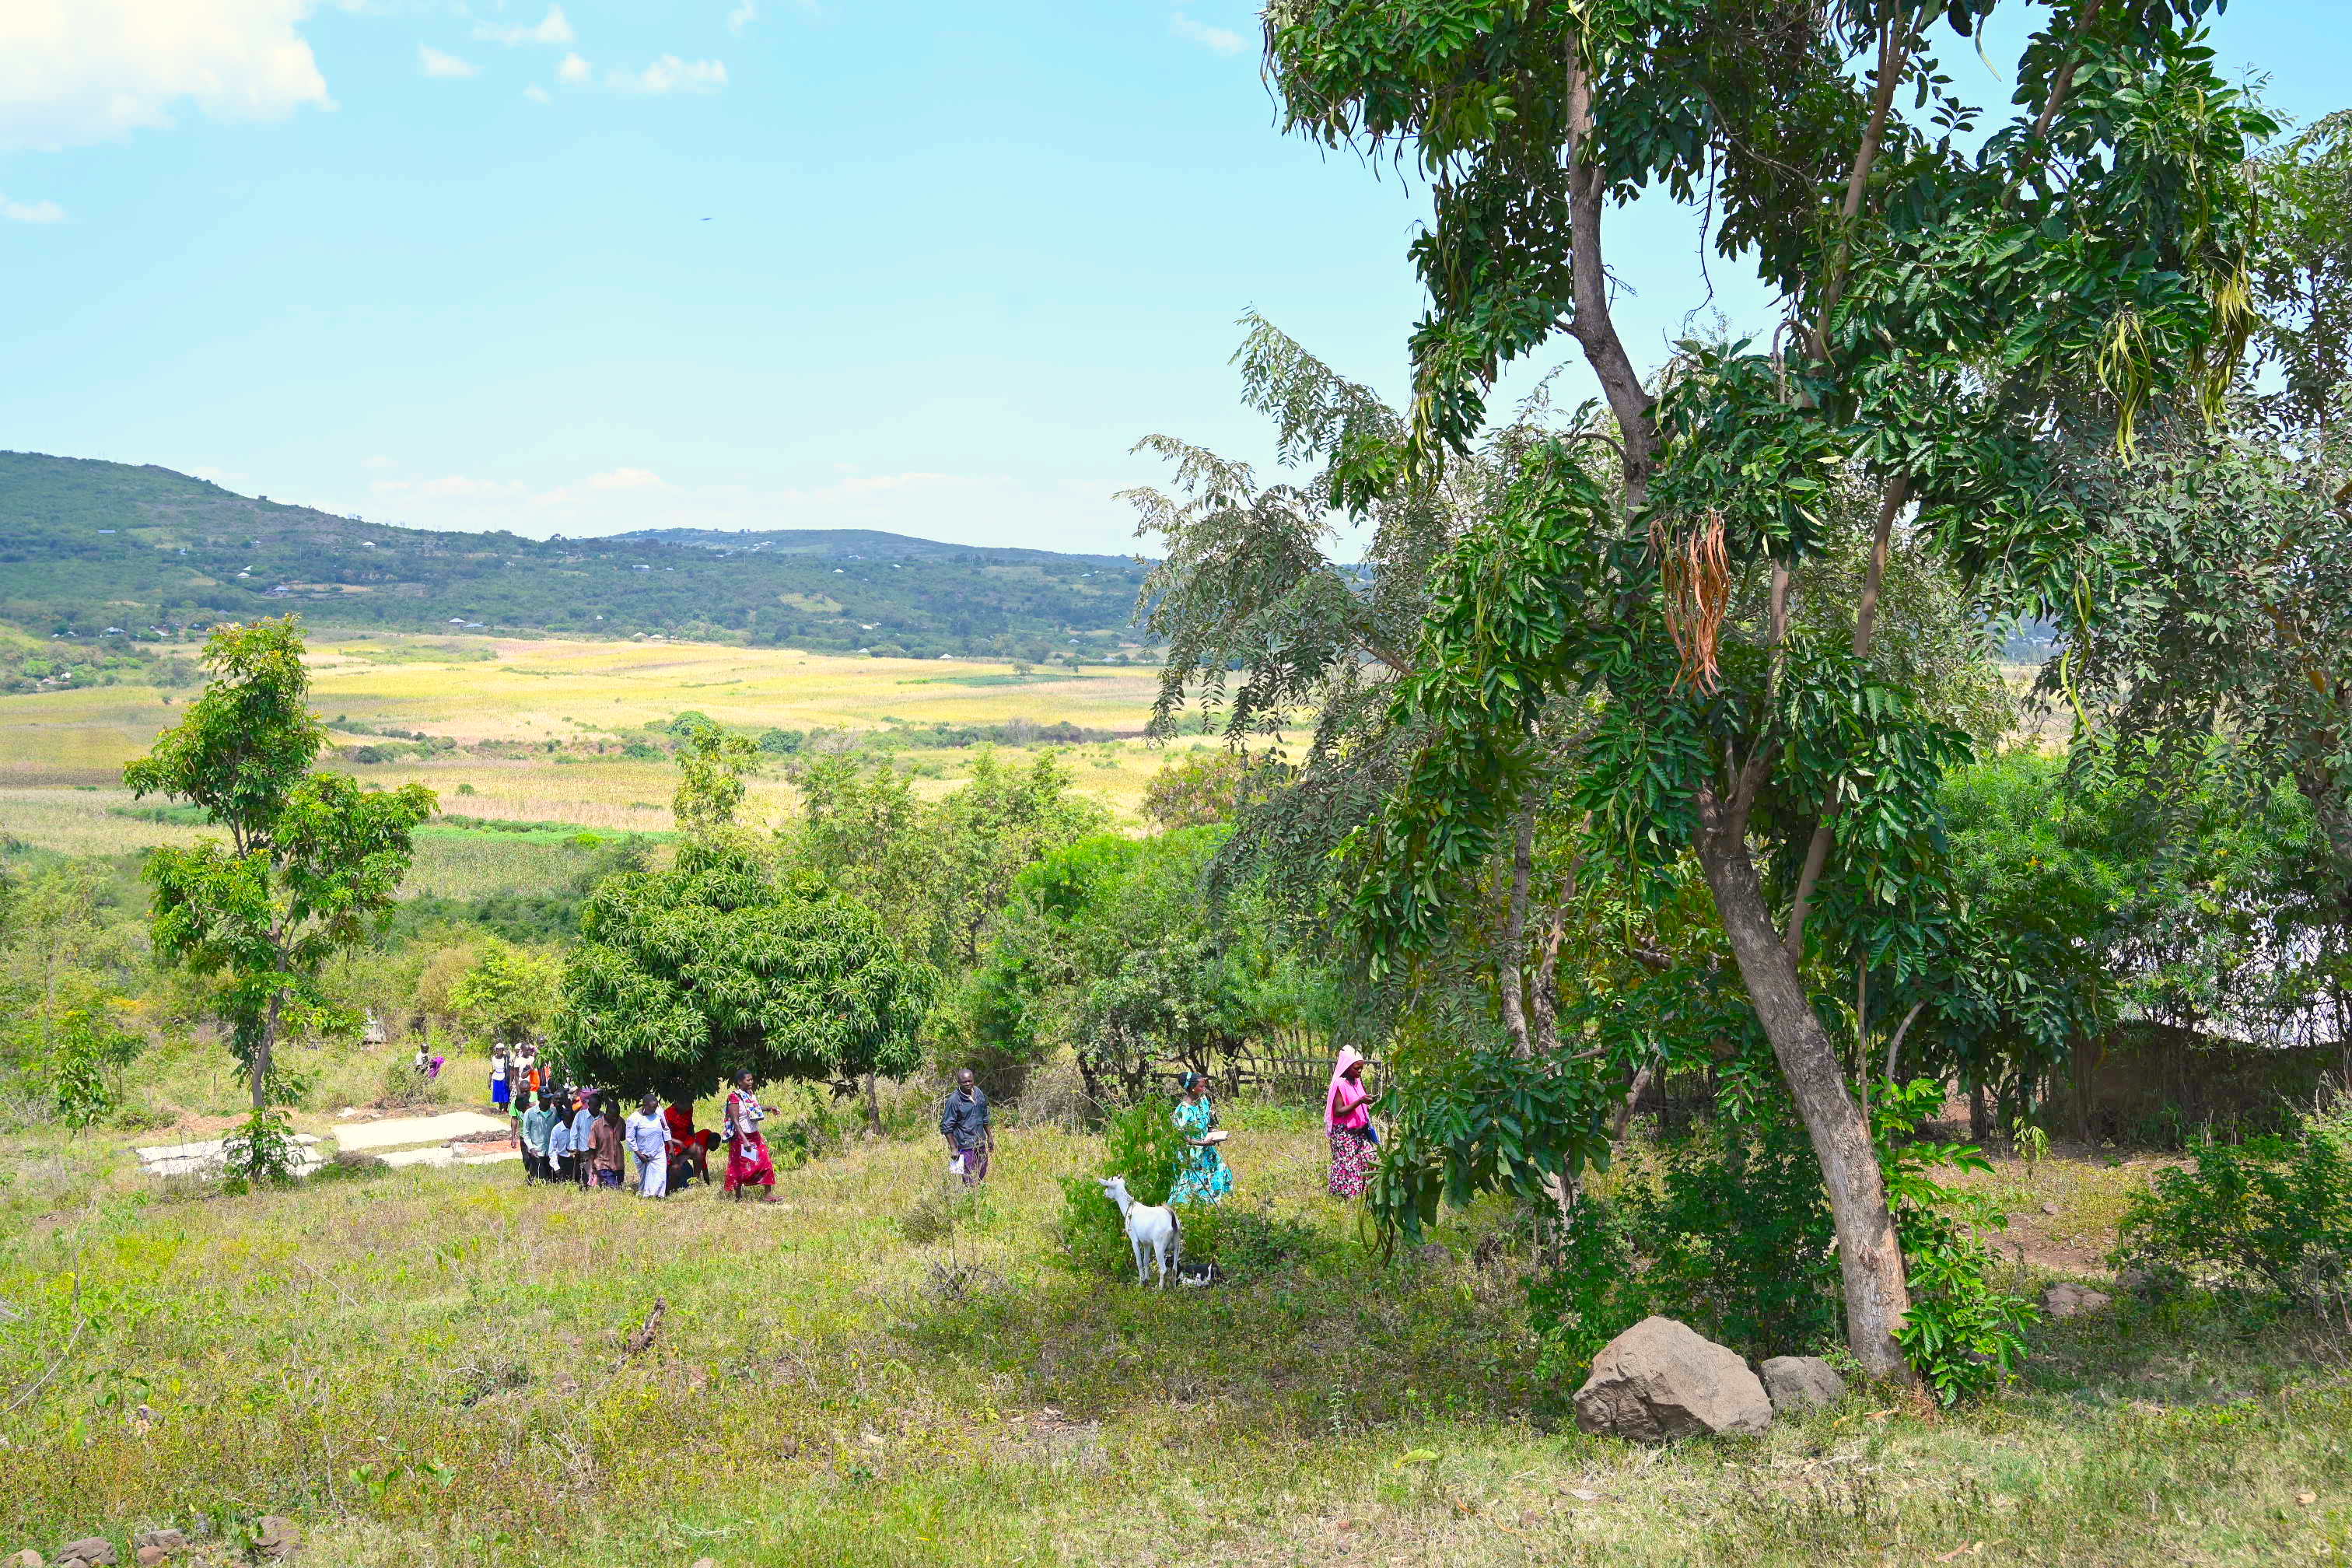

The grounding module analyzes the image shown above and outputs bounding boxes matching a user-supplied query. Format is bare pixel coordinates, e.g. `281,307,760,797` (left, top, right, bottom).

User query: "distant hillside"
0,451,1154,659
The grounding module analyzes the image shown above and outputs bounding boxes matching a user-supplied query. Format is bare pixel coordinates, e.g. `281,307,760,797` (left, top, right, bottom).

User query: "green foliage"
555,838,938,1104
445,940,563,1045
123,616,436,1115
1140,749,1289,831
1530,1106,1841,1378
219,1104,303,1186
1055,1098,1189,1278
2251,109,2352,434
2111,1106,2352,1307
1874,1080,2036,1404
672,720,763,835
37,999,145,1130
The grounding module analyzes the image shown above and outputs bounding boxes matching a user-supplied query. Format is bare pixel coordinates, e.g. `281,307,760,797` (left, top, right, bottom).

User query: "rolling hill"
0,451,1155,659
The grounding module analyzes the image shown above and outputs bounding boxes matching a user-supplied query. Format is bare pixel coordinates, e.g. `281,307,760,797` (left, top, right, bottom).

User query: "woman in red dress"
723,1070,778,1202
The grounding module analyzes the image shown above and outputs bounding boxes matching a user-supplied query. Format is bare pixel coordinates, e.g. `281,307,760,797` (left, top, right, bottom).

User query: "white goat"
1098,1175,1181,1287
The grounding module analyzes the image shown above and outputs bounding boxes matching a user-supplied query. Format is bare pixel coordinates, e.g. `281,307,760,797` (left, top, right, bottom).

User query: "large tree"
124,617,436,1153
1263,0,2267,1374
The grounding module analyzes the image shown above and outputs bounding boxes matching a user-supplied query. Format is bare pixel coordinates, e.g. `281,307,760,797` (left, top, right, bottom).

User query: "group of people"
498,1052,784,1203
490,1045,1382,1209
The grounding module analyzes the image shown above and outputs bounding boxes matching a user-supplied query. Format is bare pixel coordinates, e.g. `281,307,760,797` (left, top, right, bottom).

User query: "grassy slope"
3,1080,2348,1568
0,633,1230,856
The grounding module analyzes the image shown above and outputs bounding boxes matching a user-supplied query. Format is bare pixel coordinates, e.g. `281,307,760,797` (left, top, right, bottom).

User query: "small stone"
1759,1354,1848,1414
2039,1202,2060,1216
2116,1267,2151,1294
2298,1492,2318,1507
1566,1488,1601,1503
2042,1282,2112,1318
253,1518,298,1560
135,1549,166,1568
131,1535,184,1556
56,1543,114,1568
690,1559,717,1568
9,1550,44,1568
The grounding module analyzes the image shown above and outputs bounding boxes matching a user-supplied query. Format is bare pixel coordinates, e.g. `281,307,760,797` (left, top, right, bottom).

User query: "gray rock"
1759,1355,1847,1414
130,1535,183,1556
132,1549,166,1568
9,1550,44,1568
254,1518,299,1561
1571,1316,1773,1441
55,1543,114,1568
2043,1282,2112,1318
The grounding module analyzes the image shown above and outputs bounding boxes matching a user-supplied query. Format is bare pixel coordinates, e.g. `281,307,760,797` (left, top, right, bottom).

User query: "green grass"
3,1068,2349,1567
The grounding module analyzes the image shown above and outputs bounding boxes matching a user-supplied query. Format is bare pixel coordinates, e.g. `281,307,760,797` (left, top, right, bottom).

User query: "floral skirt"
1328,1128,1375,1199
1171,1148,1232,1206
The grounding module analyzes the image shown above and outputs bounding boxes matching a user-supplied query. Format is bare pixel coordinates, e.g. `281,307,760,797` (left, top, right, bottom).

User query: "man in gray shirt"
939,1068,992,1186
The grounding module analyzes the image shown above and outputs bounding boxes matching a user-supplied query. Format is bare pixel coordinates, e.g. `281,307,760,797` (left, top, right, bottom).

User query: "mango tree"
1263,0,2267,1375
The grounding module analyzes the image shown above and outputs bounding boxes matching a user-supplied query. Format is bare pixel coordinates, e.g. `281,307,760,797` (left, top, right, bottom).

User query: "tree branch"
1499,807,1535,1059
1563,30,1657,502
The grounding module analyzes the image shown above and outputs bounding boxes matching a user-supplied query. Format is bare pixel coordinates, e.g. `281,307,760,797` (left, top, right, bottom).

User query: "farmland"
0,632,1227,880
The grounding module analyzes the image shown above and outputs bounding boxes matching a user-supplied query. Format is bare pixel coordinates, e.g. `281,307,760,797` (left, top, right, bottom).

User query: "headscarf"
1325,1046,1367,1129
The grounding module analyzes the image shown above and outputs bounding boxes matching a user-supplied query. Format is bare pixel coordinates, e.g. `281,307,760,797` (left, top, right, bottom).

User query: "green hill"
0,451,1153,659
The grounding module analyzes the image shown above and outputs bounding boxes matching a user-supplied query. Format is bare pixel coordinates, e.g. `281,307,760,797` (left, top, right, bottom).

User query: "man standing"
569,1090,599,1189
939,1068,992,1186
625,1094,670,1199
544,1087,573,1185
519,1089,555,1183
589,1097,626,1189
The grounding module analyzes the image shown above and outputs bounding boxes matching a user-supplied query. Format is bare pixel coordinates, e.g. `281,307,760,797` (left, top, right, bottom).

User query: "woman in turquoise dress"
1170,1071,1234,1205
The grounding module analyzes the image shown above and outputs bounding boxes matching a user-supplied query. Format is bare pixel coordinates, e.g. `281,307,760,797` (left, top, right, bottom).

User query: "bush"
1529,1108,1839,1378
1056,1097,1187,1278
376,1052,452,1110
2111,1104,2352,1307
1178,1199,1326,1273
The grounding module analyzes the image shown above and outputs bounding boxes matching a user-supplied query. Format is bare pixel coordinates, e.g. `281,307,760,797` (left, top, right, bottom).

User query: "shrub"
1056,1097,1187,1278
1180,1199,1326,1272
1529,1107,1839,1378
376,1052,452,1110
2110,1106,2352,1308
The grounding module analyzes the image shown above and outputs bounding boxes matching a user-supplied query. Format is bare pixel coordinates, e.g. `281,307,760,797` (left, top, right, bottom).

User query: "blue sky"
1,2,2341,555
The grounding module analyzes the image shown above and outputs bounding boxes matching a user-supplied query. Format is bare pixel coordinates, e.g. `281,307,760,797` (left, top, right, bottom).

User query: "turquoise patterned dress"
1170,1095,1233,1205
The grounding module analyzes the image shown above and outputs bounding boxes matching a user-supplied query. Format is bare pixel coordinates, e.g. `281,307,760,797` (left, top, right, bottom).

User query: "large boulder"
2042,1282,2112,1319
1759,1355,1847,1414
1572,1317,1773,1440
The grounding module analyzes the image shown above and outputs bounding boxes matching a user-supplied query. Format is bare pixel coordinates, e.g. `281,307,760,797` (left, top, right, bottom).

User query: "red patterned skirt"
1328,1127,1375,1199
725,1132,775,1192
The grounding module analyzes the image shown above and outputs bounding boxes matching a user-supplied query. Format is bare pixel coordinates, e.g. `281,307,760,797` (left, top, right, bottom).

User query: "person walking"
1325,1047,1377,1199
490,1047,510,1114
569,1090,598,1190
625,1094,670,1199
1169,1071,1233,1206
939,1068,993,1186
589,1097,626,1189
723,1071,778,1202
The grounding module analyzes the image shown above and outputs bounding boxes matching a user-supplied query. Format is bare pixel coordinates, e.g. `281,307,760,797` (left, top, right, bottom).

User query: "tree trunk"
1969,1079,1990,1146
254,991,282,1114
1695,802,1913,1380
863,1072,882,1137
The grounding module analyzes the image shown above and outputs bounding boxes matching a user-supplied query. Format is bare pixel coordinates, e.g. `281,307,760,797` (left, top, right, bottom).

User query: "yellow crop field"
0,632,1244,862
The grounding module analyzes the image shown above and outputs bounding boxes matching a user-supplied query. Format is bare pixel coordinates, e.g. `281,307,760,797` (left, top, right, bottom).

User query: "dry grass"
0,633,1250,857
3,1073,2348,1568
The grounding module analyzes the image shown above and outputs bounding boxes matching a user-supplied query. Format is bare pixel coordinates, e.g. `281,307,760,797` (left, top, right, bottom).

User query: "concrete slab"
332,1111,509,1153
135,1134,318,1166
376,1146,457,1169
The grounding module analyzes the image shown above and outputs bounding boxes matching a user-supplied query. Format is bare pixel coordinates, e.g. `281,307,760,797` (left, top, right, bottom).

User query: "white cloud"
1,194,67,223
473,5,572,47
523,83,551,103
584,467,665,491
607,54,726,95
418,44,478,79
726,0,757,33
1170,12,1244,55
0,0,331,153
360,454,397,470
555,51,591,84
373,474,529,500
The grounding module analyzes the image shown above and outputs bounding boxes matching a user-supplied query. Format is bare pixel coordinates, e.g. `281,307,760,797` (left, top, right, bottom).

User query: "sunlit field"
0,633,1243,860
